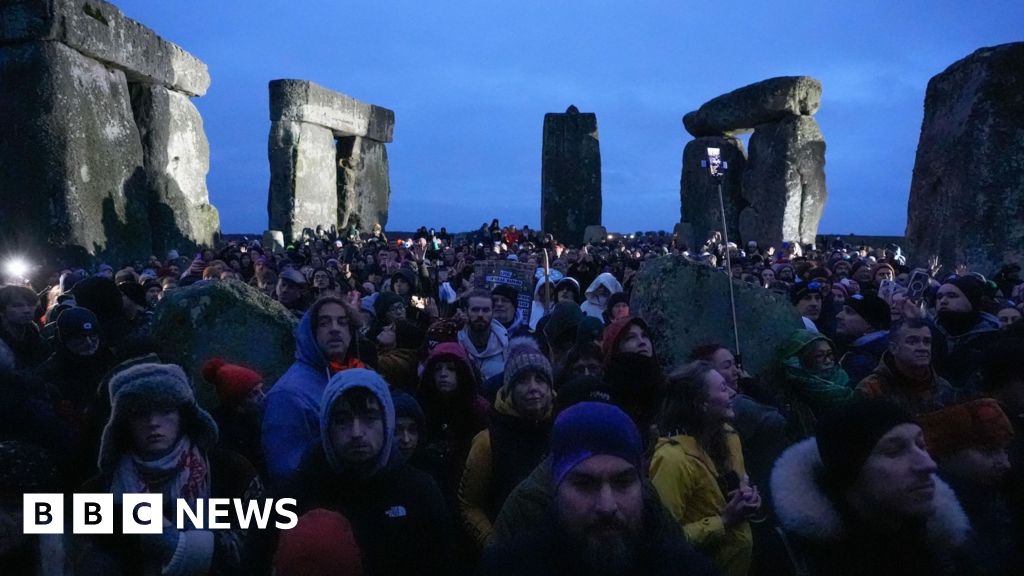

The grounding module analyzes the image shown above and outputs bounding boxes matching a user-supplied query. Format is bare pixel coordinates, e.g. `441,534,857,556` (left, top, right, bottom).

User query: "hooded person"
459,337,555,548
777,330,854,440
554,276,581,305
580,272,624,323
771,399,973,576
602,317,664,446
416,342,490,510
78,362,261,576
457,289,509,381
529,271,564,332
262,296,376,488
931,275,1001,387
249,368,452,576
481,402,716,576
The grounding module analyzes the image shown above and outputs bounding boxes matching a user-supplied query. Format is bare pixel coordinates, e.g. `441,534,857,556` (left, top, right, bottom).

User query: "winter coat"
457,320,509,381
931,312,1000,387
650,430,753,576
478,486,716,576
262,308,371,487
458,389,552,548
771,438,974,576
0,321,50,370
838,330,889,384
778,330,854,440
579,273,623,322
855,351,957,415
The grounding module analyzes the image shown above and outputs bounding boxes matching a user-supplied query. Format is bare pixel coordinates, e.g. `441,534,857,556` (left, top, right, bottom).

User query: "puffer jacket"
855,351,957,415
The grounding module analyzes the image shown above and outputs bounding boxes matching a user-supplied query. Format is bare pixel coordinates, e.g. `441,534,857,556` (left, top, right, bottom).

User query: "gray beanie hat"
503,336,553,389
98,363,219,472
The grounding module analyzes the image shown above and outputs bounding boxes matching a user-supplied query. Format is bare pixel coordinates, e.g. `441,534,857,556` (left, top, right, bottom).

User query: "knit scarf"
111,436,210,526
782,358,853,406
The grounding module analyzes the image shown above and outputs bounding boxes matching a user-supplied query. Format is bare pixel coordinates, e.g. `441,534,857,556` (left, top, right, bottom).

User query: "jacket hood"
319,368,396,476
780,329,834,361
770,438,969,548
295,309,328,372
421,342,479,394
601,317,649,364
584,273,623,301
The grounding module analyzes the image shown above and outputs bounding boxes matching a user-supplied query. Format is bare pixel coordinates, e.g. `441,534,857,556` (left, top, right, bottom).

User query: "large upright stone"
337,136,390,230
906,43,1024,275
680,136,748,249
0,0,210,96
739,116,827,247
631,256,803,377
541,105,602,246
0,41,150,262
268,121,339,241
683,76,821,137
131,84,219,254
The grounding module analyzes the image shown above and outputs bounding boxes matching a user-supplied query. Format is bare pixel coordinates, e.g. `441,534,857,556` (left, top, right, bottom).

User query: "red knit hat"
274,509,364,576
200,358,263,407
919,398,1015,459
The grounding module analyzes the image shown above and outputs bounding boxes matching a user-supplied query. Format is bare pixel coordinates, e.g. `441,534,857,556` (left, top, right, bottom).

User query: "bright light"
3,257,29,279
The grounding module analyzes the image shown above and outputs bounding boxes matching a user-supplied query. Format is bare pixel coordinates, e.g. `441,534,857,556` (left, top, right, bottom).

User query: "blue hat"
550,402,642,486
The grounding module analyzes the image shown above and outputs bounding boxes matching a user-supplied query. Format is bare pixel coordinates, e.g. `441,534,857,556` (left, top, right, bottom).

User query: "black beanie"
942,275,985,311
816,399,916,493
846,293,892,330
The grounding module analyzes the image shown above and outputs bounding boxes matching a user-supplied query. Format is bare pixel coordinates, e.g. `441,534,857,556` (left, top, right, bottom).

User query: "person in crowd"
276,267,311,317
790,281,824,333
580,272,624,323
457,289,509,381
34,306,115,421
459,338,555,549
554,276,581,304
602,317,664,444
602,291,631,324
118,281,153,340
490,284,525,336
997,303,1021,329
919,398,1020,575
392,390,425,462
554,341,604,389
310,267,338,299
375,318,427,392
856,318,957,414
417,342,489,509
932,275,1001,387
0,284,48,369
529,275,559,331
835,293,892,383
650,360,759,576
978,337,1024,537
273,509,364,576
262,296,373,487
251,368,452,576
254,268,277,298
771,399,973,575
142,279,163,307
202,357,267,477
777,329,853,439
77,362,261,575
480,402,715,576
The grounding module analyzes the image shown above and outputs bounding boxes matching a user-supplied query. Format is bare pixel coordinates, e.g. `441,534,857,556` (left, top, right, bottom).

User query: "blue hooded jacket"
319,368,396,476
262,310,332,487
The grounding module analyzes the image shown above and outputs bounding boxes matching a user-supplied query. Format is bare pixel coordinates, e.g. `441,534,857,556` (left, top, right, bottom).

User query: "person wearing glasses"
777,330,853,439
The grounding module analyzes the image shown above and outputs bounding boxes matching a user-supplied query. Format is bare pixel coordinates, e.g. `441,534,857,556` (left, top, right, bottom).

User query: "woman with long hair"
649,361,760,576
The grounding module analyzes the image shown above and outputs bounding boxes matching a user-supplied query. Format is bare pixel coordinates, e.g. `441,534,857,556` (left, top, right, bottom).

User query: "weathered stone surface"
0,41,150,262
739,116,826,247
906,43,1024,275
268,121,339,242
0,0,210,96
683,76,821,137
152,279,298,408
262,230,285,254
541,105,602,247
680,136,748,249
131,84,219,255
631,256,803,377
337,136,390,230
270,79,394,143
583,225,608,245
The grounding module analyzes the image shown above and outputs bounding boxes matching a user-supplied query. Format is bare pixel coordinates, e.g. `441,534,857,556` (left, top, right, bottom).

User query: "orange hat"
919,398,1014,459
274,509,363,576
201,358,263,407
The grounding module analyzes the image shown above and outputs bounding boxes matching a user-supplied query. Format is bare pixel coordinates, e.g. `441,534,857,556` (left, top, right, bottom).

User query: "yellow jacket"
649,428,753,576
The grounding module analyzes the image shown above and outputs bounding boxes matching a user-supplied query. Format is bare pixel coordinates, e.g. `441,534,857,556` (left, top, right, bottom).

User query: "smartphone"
879,279,897,303
907,269,930,300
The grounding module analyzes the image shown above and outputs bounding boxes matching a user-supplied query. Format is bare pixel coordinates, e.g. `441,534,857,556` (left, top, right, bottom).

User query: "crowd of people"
1,218,1023,576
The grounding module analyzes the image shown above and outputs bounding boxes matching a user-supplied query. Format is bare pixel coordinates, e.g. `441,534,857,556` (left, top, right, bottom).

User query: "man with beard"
835,293,891,383
931,275,1000,387
856,319,956,414
457,289,509,381
479,402,713,576
491,285,526,336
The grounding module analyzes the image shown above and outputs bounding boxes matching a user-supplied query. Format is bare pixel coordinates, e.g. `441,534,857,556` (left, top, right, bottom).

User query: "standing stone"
337,136,390,231
262,230,285,254
268,121,339,242
131,84,219,255
0,41,150,262
683,76,822,137
739,116,827,247
906,43,1024,275
541,105,602,246
680,136,748,249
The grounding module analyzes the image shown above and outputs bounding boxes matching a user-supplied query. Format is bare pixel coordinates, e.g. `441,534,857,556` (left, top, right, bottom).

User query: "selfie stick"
543,248,553,315
703,148,741,359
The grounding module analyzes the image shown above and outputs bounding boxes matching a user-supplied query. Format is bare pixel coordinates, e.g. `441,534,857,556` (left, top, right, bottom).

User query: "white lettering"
232,498,274,529
274,499,298,529
208,498,231,529
176,499,204,529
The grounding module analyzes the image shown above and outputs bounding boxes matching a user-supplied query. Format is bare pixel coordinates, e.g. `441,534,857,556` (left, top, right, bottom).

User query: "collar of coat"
770,438,969,548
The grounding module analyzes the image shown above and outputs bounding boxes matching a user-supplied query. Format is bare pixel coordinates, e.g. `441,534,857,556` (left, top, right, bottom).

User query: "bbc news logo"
23,494,298,534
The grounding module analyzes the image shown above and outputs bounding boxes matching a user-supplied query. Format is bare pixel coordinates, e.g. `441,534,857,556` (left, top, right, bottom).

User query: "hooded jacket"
838,330,889,385
457,319,509,381
262,307,371,487
770,438,972,576
778,330,854,439
855,351,957,415
932,312,1001,387
649,430,753,576
249,369,453,576
580,272,623,322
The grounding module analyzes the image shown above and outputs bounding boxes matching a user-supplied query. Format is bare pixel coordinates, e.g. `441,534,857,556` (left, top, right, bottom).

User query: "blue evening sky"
117,1,1022,236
